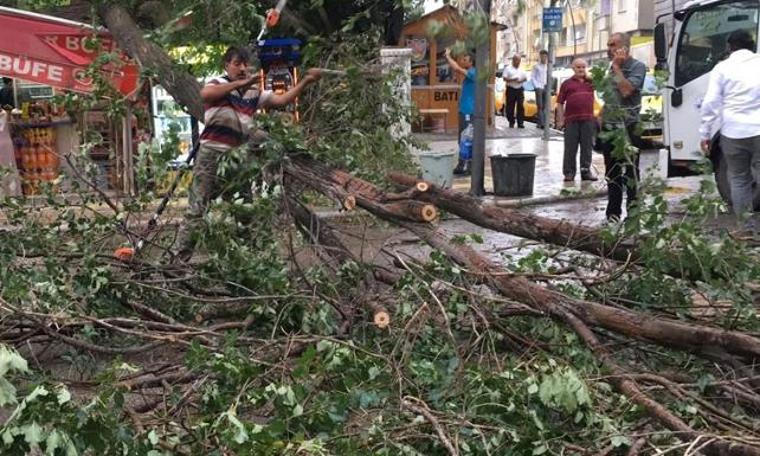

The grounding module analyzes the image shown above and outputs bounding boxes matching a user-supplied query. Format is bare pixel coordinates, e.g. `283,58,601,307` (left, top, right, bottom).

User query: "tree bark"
285,156,760,455
286,195,391,329
286,156,760,361
285,155,436,223
387,172,634,262
98,2,204,120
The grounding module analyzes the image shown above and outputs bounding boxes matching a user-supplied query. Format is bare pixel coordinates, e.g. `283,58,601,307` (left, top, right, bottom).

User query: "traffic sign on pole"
542,7,563,33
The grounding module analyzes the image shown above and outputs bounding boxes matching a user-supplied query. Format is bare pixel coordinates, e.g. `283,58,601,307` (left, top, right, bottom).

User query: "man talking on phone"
597,32,647,223
176,46,321,260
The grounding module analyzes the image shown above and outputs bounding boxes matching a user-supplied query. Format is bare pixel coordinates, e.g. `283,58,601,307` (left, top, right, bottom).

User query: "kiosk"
399,5,506,133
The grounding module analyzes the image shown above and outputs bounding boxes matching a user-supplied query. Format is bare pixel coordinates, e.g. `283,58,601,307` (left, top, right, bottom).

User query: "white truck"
653,0,760,205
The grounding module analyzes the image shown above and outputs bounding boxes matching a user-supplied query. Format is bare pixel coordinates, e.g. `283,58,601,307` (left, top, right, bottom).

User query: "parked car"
494,70,506,114
523,75,602,127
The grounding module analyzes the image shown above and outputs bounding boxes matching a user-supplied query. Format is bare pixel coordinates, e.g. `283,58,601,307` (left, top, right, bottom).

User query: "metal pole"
470,0,491,196
542,0,557,141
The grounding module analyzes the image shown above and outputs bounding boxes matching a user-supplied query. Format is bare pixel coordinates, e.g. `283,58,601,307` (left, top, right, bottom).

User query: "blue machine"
256,38,302,122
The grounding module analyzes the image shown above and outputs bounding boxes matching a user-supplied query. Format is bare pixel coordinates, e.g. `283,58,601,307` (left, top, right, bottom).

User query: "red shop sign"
0,6,139,96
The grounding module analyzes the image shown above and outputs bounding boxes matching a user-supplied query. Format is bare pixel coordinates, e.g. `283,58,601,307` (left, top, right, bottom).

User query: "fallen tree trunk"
286,195,391,329
284,156,760,455
285,155,760,363
387,173,633,261
286,155,437,223
98,2,204,120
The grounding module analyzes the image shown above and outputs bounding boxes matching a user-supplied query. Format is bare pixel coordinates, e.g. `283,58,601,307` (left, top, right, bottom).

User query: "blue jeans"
534,88,545,127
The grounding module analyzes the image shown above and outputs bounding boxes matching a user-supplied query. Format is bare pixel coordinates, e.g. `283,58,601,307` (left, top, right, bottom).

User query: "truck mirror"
654,23,667,63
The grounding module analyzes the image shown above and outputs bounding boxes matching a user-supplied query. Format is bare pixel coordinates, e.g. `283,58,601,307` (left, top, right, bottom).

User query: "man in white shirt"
700,29,760,222
503,54,528,128
531,50,549,129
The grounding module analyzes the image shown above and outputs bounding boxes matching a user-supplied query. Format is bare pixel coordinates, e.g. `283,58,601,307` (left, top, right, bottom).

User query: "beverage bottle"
21,142,33,172
459,115,473,161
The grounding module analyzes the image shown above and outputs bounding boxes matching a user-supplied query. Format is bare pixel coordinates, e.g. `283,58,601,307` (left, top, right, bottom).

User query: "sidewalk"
413,115,708,228
416,116,608,202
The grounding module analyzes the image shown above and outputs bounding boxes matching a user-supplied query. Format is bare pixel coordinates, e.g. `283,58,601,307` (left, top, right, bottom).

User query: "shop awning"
0,6,139,96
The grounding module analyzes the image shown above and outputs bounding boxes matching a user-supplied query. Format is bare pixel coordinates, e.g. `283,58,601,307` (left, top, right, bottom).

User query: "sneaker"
518,124,525,129
509,123,515,128
606,214,621,224
563,175,574,182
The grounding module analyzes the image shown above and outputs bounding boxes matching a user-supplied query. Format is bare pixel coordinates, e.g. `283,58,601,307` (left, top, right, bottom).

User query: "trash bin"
418,150,457,188
491,153,536,196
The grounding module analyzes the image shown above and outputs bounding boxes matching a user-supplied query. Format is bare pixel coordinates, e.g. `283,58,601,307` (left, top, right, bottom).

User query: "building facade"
511,0,657,68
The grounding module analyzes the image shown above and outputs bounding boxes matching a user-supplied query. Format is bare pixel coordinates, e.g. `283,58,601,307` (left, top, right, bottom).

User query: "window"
675,0,759,86
618,0,626,12
600,0,611,16
575,25,587,43
407,36,430,86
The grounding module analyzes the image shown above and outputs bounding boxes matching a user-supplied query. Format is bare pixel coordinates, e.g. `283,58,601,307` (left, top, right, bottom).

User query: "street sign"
542,7,563,33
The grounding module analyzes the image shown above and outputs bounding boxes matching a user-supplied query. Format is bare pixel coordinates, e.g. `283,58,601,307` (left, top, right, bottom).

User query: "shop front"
399,5,505,133
0,6,141,198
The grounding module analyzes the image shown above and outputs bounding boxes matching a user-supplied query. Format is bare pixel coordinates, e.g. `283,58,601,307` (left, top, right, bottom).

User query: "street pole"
470,0,491,196
542,0,557,141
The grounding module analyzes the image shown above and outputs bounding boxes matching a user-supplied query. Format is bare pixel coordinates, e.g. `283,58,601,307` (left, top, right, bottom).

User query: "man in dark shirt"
0,78,14,109
557,58,598,182
598,32,647,222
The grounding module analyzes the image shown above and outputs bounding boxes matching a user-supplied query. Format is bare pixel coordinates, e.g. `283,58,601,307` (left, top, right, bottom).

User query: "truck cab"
655,0,760,181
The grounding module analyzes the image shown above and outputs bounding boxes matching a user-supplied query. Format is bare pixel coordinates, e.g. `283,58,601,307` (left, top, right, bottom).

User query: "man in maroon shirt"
557,58,598,182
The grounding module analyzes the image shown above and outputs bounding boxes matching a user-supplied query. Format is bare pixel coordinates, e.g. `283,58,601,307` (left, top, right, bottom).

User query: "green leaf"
527,383,538,395
23,422,44,445
532,444,548,455
610,435,631,447
0,345,28,376
56,386,71,405
0,377,18,406
225,410,248,444
292,403,304,417
45,430,62,455
148,430,159,445
25,385,49,403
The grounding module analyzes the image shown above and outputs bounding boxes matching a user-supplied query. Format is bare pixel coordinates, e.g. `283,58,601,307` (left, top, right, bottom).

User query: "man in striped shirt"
177,46,321,260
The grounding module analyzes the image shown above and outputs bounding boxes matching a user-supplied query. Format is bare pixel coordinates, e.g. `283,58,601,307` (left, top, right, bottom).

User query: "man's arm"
445,49,467,76
556,82,567,126
530,67,539,86
611,50,645,99
266,69,322,107
699,66,724,152
201,75,260,103
503,69,518,83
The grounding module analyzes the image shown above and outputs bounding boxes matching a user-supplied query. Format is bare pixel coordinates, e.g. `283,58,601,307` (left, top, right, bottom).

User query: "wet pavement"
413,115,722,230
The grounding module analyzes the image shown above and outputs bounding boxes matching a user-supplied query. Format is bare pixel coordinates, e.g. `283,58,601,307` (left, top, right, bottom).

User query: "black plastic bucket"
491,153,536,196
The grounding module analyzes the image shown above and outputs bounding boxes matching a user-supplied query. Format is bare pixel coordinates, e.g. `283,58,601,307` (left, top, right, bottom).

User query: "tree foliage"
0,2,760,456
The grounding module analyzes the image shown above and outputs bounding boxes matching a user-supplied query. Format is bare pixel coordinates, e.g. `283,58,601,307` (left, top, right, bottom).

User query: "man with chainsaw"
176,45,321,260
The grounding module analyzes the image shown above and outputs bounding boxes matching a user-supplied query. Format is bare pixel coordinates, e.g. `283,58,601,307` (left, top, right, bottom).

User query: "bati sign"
542,7,563,33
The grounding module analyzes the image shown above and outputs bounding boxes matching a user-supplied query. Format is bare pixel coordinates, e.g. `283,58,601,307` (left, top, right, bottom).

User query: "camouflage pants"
176,143,257,254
